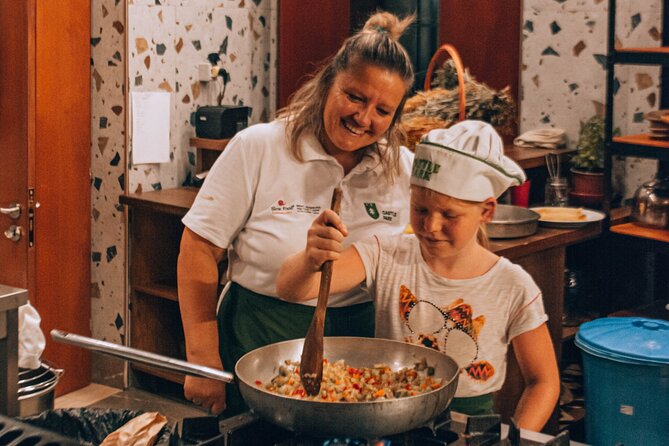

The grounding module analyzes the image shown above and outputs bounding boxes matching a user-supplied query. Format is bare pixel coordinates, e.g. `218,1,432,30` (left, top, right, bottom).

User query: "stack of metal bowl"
17,362,63,417
486,204,540,239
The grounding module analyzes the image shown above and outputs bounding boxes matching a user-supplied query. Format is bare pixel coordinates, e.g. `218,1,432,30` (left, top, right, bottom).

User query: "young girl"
276,120,560,431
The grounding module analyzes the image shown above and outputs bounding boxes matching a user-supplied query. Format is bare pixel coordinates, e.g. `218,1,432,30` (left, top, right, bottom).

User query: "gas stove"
208,410,581,446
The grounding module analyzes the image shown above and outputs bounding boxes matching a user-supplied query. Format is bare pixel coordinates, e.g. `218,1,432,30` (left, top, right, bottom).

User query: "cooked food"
257,358,443,402
537,207,587,221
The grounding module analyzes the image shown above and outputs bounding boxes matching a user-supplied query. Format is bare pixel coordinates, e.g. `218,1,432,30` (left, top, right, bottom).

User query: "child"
276,120,559,431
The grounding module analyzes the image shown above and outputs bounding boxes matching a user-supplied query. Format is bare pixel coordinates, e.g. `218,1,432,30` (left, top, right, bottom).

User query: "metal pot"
51,331,459,438
632,176,669,229
486,205,540,239
17,362,63,417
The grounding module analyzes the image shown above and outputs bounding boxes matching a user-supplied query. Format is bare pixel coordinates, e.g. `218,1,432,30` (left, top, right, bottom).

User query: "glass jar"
544,177,569,207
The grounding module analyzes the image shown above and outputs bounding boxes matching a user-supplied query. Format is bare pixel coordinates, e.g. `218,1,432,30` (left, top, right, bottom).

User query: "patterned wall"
90,0,276,385
90,0,128,386
520,0,662,200
127,0,277,192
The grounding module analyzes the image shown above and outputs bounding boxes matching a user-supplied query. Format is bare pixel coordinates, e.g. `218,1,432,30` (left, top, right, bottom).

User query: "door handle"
1,203,21,219
4,225,22,242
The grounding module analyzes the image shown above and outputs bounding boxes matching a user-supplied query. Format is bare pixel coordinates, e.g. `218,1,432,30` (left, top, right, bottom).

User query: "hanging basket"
402,44,467,149
424,43,466,121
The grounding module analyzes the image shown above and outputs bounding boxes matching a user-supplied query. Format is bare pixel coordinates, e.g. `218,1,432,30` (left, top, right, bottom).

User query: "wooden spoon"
300,187,343,396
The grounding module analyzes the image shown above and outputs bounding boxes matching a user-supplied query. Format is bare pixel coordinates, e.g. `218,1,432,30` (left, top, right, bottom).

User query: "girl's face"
410,187,495,260
321,64,406,158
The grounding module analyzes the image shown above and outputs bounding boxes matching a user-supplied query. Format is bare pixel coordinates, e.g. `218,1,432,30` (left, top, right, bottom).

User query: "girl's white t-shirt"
355,234,547,397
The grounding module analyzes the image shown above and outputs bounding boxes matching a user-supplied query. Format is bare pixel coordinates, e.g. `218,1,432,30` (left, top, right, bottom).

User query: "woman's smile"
321,64,406,165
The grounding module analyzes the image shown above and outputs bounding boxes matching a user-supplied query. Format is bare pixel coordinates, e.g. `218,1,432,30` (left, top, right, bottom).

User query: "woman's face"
321,64,406,157
410,187,494,261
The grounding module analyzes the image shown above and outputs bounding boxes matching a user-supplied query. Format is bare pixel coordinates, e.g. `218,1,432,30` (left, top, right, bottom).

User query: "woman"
177,11,415,416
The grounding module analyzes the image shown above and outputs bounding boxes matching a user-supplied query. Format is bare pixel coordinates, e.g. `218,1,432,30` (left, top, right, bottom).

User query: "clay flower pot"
569,168,604,207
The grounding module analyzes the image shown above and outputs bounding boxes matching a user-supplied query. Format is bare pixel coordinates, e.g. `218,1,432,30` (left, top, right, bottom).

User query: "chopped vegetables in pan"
259,358,443,402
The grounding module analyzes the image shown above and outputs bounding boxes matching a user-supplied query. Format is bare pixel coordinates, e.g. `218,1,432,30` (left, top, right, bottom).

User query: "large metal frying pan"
236,337,459,438
51,331,459,438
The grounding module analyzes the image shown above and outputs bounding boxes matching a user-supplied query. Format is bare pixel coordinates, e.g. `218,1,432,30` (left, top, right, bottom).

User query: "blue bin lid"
575,317,669,365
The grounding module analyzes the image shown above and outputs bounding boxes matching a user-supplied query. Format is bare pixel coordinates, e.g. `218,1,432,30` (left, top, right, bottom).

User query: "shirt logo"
271,199,321,215
364,202,380,220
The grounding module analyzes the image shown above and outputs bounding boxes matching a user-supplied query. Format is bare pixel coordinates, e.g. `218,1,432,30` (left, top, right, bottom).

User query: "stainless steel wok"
52,331,459,438
236,337,459,438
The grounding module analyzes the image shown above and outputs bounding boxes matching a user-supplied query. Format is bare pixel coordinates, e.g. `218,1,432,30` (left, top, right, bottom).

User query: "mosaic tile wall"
521,0,663,200
90,0,276,385
90,0,128,386
127,0,277,192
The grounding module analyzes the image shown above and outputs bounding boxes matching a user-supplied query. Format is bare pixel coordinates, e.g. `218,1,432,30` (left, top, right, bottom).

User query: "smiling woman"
176,10,418,418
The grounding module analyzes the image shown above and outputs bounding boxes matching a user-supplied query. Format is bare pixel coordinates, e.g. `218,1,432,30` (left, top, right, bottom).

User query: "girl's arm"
277,209,367,301
510,323,560,431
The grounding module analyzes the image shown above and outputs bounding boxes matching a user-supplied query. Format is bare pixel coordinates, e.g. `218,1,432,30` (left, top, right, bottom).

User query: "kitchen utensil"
544,153,569,206
485,204,540,239
299,187,343,396
50,330,234,383
17,361,63,417
237,337,459,438
51,330,460,439
631,176,669,229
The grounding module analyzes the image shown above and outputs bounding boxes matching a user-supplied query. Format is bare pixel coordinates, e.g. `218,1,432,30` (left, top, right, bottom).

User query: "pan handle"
51,329,234,383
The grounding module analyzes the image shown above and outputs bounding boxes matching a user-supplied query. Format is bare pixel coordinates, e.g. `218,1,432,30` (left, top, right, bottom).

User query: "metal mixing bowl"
486,205,540,239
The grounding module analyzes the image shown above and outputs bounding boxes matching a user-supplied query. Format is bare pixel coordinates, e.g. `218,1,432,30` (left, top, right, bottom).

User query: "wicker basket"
402,44,466,149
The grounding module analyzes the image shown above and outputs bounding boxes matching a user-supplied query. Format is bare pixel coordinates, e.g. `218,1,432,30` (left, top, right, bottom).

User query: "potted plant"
569,115,618,206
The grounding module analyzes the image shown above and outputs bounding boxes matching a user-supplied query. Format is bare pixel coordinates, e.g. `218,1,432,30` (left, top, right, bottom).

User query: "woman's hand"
184,375,227,415
304,209,349,271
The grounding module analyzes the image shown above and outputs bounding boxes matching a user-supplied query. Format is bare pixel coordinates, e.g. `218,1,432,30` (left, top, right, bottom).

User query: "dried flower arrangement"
401,60,517,149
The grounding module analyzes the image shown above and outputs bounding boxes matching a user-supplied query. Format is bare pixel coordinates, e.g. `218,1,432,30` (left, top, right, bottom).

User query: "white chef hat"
411,120,526,201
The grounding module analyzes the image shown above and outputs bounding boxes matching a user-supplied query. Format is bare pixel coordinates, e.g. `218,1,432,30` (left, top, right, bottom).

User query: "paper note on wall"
131,91,171,164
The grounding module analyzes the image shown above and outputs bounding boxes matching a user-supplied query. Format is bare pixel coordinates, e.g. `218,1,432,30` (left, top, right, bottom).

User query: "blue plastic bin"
575,317,669,446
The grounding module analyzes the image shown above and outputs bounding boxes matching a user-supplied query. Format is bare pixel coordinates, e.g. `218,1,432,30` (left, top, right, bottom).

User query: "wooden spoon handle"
299,187,343,396
314,188,343,313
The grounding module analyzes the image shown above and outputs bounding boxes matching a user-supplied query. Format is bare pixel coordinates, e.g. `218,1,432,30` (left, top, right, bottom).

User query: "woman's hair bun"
362,11,414,41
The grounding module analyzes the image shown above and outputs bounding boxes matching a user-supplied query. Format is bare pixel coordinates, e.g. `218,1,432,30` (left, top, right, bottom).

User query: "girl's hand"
305,209,349,270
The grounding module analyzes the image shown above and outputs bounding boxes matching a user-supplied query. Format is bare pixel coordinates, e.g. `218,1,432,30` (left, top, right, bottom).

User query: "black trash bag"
21,408,176,446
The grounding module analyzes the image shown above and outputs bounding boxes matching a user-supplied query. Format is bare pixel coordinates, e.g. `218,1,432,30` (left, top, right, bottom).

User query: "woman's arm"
277,209,367,301
177,227,227,414
510,323,560,431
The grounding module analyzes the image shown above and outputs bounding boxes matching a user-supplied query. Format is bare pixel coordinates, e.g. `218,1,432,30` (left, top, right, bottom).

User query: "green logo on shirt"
364,202,380,219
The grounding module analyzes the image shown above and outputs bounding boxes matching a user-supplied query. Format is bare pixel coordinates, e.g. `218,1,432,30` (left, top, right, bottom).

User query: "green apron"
450,393,494,415
217,282,375,417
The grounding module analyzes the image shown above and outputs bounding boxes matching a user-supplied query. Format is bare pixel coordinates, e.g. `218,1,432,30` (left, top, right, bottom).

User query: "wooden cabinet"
120,188,197,384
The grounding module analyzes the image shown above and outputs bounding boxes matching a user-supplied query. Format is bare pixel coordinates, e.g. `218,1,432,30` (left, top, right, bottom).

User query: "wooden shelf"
504,145,575,170
189,137,230,151
608,300,669,321
610,222,669,243
120,187,198,216
611,134,669,160
134,280,178,302
614,47,669,65
561,325,580,341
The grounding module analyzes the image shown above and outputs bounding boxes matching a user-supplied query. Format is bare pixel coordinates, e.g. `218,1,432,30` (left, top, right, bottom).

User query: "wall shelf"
611,134,669,160
610,222,669,243
189,137,230,174
613,47,669,65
